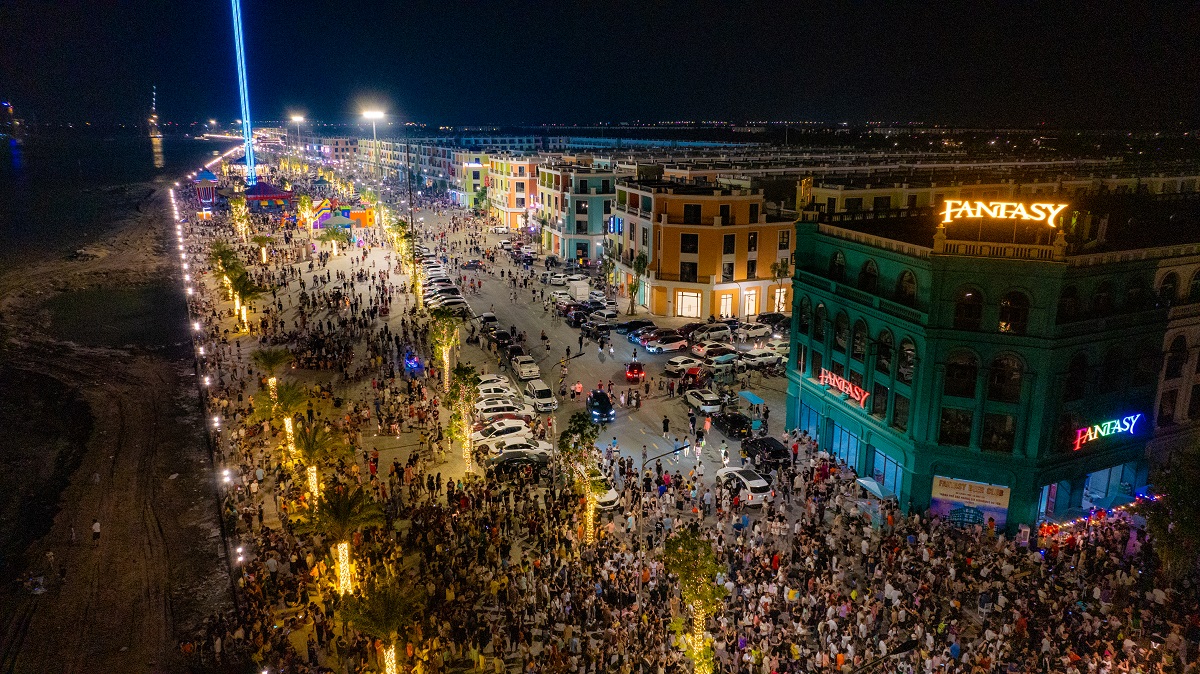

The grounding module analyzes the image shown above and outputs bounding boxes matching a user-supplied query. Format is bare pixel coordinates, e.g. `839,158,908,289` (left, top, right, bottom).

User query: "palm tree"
252,346,293,404
295,486,385,595
663,529,728,674
342,578,428,674
769,258,792,311
627,251,649,316
229,195,249,241
229,271,265,330
251,234,271,265
296,194,314,232
428,308,461,388
253,380,308,457
317,223,351,256
447,362,480,469
207,240,240,274
293,422,348,500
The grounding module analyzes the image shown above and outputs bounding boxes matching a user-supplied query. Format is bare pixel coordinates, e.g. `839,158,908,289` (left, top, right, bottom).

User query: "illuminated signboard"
818,368,869,408
1073,413,1141,451
941,200,1068,227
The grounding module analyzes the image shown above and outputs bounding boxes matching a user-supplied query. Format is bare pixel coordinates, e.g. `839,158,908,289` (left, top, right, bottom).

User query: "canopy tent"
739,391,765,405
322,214,354,228
856,477,897,501
244,181,293,201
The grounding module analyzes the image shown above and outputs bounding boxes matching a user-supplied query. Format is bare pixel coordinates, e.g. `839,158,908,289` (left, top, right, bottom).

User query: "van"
523,379,558,412
692,324,732,342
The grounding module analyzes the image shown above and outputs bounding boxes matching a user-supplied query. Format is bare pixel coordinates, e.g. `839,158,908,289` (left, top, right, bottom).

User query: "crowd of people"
169,166,1197,674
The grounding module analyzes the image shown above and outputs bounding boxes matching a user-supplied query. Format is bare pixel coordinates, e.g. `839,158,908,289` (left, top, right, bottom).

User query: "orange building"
487,155,541,231
612,180,794,318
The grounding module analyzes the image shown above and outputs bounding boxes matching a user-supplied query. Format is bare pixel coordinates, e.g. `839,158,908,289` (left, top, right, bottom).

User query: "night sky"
3,0,1199,127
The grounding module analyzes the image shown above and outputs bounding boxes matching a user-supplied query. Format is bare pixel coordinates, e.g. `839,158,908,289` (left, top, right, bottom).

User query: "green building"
784,193,1200,529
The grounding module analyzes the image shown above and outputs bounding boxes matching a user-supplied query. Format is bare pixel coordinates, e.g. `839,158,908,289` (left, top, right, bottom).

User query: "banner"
929,475,1010,529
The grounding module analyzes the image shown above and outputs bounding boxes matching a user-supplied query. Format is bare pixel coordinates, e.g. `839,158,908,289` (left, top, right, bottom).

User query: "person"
662,415,670,438
92,519,101,548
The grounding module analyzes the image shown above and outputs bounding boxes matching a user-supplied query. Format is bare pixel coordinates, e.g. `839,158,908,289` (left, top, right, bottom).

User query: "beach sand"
0,186,230,673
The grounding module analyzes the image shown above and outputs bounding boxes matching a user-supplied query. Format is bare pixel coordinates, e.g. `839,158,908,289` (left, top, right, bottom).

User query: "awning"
856,477,896,500
739,391,765,405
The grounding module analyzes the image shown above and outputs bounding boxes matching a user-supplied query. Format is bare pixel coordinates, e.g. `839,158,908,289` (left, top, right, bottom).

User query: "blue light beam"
231,0,256,186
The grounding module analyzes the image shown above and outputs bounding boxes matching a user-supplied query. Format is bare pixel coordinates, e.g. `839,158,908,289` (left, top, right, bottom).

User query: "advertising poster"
929,475,1011,529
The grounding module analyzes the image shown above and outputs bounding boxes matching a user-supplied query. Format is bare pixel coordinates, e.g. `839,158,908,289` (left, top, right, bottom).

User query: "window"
1098,347,1123,393
778,230,791,250
1166,335,1188,379
719,204,731,224
575,200,588,214
891,394,910,432
680,233,699,254
796,344,807,374
472,170,480,180
679,262,698,283
772,287,787,312
811,351,823,378
859,260,879,293
1064,353,1089,401
1057,286,1079,324
896,270,918,306
515,197,525,208
721,263,734,283
1190,271,1200,303
833,312,849,353
676,291,701,318
1189,384,1200,419
998,292,1030,334
798,297,811,335
1159,272,1179,305
829,423,860,468
1093,281,1114,316
577,179,587,193
873,195,892,211
875,331,893,375
954,287,984,330
750,204,759,222
944,351,979,398
746,259,757,279
603,200,611,215
516,182,525,193
641,228,649,248
851,321,868,361
982,414,1016,453
939,408,974,446
898,339,916,385
1133,345,1161,387
719,294,733,318
813,304,827,343
871,384,888,418
1159,389,1178,427
799,403,821,439
844,197,863,212
683,204,702,225
988,355,1023,402
872,450,901,494
723,234,735,255
1125,279,1150,310
747,232,758,252
830,252,846,282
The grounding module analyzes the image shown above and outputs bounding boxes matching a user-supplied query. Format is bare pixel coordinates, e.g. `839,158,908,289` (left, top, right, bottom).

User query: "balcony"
654,271,713,284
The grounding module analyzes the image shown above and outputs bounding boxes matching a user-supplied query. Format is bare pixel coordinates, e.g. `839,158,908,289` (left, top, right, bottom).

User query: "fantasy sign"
941,200,1069,227
818,368,870,408
1073,413,1142,451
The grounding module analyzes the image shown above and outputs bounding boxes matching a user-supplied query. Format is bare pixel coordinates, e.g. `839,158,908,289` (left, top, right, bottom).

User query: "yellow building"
612,179,794,318
487,155,540,230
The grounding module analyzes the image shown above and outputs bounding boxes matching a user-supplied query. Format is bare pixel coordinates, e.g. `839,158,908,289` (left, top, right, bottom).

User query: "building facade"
487,155,540,230
536,164,618,262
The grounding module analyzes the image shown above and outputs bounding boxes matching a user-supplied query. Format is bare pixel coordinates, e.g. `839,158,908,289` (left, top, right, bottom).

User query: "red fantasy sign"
818,368,870,408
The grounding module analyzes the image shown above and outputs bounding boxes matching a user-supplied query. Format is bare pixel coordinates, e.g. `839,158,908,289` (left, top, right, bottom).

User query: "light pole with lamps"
290,115,304,154
362,110,384,177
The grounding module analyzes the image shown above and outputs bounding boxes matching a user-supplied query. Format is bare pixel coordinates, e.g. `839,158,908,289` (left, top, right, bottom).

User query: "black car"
505,344,527,362
582,321,615,340
565,310,590,328
616,319,656,334
491,330,513,349
587,390,617,424
487,450,550,478
627,325,657,343
462,259,482,270
582,300,606,312
742,436,791,468
712,411,754,439
757,312,790,332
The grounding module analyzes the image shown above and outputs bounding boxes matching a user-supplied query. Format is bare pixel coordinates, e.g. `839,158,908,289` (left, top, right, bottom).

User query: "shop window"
954,287,984,330
830,252,846,282
987,355,1024,403
891,394,910,432
1056,286,1079,324
798,297,811,335
1159,389,1178,427
813,304,827,343
897,339,916,385
872,450,902,494
1165,335,1188,379
939,408,974,447
859,260,879,293
799,403,821,439
895,270,918,306
982,414,1016,453
829,423,860,468
851,321,868,361
1093,281,1114,317
833,312,849,352
1098,347,1123,393
998,292,1030,335
1159,272,1179,305
871,384,888,418
944,351,979,398
1063,353,1089,401
875,330,893,375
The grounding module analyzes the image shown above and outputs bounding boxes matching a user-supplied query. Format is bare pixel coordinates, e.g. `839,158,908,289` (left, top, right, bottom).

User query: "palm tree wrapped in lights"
229,270,266,331
663,529,728,674
296,194,314,233
252,380,308,460
251,234,271,265
293,421,349,501
294,486,385,595
342,577,428,674
446,362,480,471
428,307,461,389
317,222,351,256
251,346,293,403
559,412,600,541
208,240,242,301
229,195,250,241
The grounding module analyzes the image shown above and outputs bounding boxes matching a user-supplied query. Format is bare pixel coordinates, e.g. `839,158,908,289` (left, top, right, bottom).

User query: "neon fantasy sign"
941,200,1068,227
1073,413,1141,451
818,368,870,408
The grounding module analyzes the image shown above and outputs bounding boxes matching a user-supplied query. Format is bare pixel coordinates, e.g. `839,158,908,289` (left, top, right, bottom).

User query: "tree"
627,251,649,316
342,578,428,674
252,380,309,458
1146,452,1200,582
557,411,599,465
428,307,461,388
317,223,351,256
252,347,293,403
663,529,728,674
473,186,488,212
770,258,792,311
207,240,241,275
293,421,348,500
297,194,314,231
251,234,271,265
229,195,249,240
446,362,481,470
294,486,385,595
229,270,266,330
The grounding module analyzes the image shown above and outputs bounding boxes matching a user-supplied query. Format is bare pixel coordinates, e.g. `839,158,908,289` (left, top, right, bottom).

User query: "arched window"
1097,346,1123,393
1125,278,1151,310
1159,272,1179,305
1063,353,1089,401
1190,271,1200,303
944,350,979,398
998,291,1031,335
833,312,849,353
876,330,894,375
829,252,846,282
798,297,811,335
954,287,984,330
1093,281,1114,317
1057,286,1079,324
859,260,879,293
987,355,1024,403
1165,335,1188,379
813,304,827,343
898,339,916,385
851,320,868,361
1134,344,1161,387
896,270,917,306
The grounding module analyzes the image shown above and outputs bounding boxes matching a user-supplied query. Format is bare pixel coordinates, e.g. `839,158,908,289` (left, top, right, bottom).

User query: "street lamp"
362,110,384,178
290,115,304,153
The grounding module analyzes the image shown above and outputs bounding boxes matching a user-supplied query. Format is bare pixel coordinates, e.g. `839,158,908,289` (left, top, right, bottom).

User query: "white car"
510,355,540,380
591,309,619,322
478,383,520,399
591,473,620,510
690,340,726,357
588,290,606,302
664,356,702,375
524,379,559,412
766,338,790,357
647,335,689,353
549,273,567,285
479,437,553,456
715,467,773,507
477,373,511,387
736,322,772,340
604,300,620,312
740,348,781,369
549,290,571,303
436,299,471,316
565,274,586,283
490,225,508,234
470,419,531,444
475,401,536,422
499,239,512,249
683,389,723,413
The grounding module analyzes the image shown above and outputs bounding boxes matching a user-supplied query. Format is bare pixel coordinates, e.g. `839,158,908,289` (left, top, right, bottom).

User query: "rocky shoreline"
0,184,230,673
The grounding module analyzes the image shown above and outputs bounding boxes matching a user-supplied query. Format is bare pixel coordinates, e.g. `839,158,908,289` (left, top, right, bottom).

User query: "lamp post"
362,110,384,178
290,115,304,154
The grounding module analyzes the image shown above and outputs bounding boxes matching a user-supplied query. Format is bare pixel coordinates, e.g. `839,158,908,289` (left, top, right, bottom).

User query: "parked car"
690,340,726,357
549,273,567,285
663,356,702,375
715,467,773,507
488,449,549,476
648,335,689,353
591,308,619,322
616,319,656,335
683,389,723,413
586,470,620,510
735,322,772,340
490,330,513,349
587,390,617,423
511,355,540,380
625,362,646,383
475,401,536,422
478,436,553,456
639,328,679,347
691,324,732,342
504,344,528,363
549,290,571,303
478,383,520,399
435,299,471,317
766,338,790,357
477,373,511,387
740,348,782,369
523,379,559,412
712,411,754,439
627,326,658,343
582,321,616,341
478,312,499,330
741,436,791,469
588,290,607,302
677,322,706,339
756,312,790,334
470,419,531,444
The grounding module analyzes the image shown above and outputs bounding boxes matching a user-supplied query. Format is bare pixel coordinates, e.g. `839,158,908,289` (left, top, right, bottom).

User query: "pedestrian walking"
91,519,100,548
662,415,670,438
